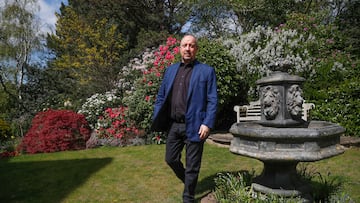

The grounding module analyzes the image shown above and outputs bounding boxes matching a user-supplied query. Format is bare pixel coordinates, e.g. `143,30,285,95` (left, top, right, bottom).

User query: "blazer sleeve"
203,67,218,129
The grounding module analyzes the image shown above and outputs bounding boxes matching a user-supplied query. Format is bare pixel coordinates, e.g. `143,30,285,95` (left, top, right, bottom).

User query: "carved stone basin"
230,120,345,162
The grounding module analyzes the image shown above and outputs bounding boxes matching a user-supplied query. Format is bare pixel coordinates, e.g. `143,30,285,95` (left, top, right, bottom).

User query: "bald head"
180,35,198,64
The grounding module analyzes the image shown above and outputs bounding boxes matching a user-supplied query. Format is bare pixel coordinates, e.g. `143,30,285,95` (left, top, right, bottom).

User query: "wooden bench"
233,100,315,122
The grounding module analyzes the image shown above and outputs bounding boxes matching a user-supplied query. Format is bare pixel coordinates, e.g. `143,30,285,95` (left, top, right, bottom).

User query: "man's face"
180,35,198,63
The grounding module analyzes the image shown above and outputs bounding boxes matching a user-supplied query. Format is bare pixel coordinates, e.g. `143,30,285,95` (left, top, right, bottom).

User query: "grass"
0,143,359,203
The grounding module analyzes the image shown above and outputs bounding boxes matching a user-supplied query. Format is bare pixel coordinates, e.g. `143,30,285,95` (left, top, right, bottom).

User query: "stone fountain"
229,69,345,201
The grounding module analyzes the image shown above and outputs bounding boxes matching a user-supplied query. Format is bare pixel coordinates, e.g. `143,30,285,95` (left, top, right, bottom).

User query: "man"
151,34,218,203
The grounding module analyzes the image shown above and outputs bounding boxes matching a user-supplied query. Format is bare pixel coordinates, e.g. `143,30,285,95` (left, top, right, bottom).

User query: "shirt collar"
180,61,194,68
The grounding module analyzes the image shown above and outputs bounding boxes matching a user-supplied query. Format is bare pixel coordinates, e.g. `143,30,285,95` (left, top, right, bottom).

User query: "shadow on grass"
0,157,112,203
196,173,217,194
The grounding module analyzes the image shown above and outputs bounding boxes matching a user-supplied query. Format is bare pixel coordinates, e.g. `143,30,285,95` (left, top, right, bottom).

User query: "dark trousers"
165,122,204,203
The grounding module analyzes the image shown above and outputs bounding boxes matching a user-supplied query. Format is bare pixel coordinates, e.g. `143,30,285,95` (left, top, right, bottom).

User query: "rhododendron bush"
18,109,91,154
78,91,122,129
94,107,140,146
121,36,179,143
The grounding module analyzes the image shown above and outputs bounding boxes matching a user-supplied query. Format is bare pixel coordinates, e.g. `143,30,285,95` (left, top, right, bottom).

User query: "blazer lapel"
166,63,181,96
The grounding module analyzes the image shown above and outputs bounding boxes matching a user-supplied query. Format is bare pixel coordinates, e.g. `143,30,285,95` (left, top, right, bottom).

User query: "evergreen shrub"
18,109,91,154
196,38,246,129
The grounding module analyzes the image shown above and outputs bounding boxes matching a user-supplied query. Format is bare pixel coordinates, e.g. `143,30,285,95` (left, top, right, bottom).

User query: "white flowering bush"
223,25,315,98
78,92,122,129
224,25,314,75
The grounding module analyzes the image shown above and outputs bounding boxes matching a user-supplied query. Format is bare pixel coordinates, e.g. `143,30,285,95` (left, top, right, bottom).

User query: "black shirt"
170,63,194,122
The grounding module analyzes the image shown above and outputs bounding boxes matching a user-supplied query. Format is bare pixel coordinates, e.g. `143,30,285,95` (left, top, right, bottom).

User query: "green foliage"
285,12,360,137
213,171,303,203
68,0,192,49
297,163,352,203
47,6,127,102
336,0,360,56
311,78,360,137
0,119,12,143
213,171,254,202
213,165,354,203
196,38,247,128
312,172,344,203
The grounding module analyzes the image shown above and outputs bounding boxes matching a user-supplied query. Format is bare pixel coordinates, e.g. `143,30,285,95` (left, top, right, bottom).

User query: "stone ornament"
286,84,304,118
262,86,280,120
230,70,344,201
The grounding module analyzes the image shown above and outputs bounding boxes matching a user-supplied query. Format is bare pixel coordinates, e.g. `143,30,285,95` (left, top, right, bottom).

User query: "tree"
0,0,42,101
67,0,193,49
187,0,241,37
47,6,127,103
0,0,43,136
187,0,306,37
336,0,360,56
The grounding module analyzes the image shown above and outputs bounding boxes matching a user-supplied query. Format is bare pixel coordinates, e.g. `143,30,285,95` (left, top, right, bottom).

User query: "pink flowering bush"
122,37,180,143
18,109,91,154
93,106,142,146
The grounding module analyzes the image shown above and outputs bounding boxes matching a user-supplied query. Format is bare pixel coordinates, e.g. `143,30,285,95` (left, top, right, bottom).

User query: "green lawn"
0,143,359,203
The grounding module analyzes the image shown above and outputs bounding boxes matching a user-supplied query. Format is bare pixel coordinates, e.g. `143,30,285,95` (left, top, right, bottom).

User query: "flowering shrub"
18,109,91,154
223,25,314,99
122,36,179,143
114,48,156,94
151,134,165,144
96,107,139,141
78,91,122,129
224,25,313,75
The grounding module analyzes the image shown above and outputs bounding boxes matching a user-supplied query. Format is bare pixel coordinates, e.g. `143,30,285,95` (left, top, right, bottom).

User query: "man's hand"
198,124,210,140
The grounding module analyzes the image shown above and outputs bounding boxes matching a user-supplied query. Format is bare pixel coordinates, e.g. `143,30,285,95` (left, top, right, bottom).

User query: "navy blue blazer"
151,60,218,142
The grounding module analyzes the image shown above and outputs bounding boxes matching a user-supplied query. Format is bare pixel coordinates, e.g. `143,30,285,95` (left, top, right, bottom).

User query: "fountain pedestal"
229,71,345,201
252,161,302,195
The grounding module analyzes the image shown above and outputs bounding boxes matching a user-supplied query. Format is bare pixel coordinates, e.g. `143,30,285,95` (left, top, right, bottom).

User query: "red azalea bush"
18,109,91,154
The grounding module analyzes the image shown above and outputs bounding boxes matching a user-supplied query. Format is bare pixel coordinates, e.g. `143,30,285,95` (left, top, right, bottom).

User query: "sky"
37,0,68,34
